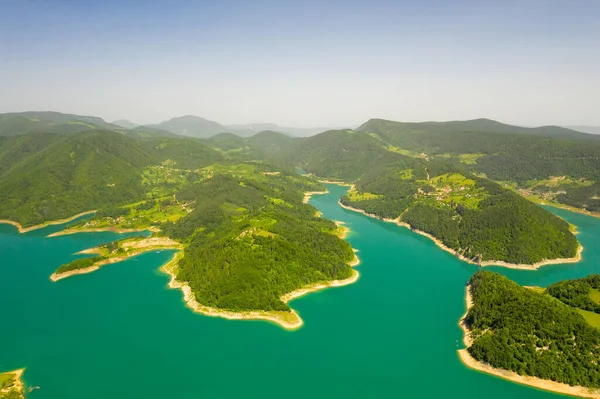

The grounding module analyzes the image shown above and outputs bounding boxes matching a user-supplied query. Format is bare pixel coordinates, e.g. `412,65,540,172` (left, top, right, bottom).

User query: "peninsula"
459,271,600,398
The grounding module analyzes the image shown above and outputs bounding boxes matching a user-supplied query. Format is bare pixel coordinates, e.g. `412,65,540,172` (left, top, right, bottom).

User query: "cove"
1,184,599,399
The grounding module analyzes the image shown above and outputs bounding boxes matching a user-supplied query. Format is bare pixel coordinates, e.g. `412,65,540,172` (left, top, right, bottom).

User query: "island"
0,369,25,399
50,236,182,281
459,271,600,398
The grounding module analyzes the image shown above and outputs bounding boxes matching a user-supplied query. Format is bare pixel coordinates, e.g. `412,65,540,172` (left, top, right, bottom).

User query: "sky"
1,0,599,127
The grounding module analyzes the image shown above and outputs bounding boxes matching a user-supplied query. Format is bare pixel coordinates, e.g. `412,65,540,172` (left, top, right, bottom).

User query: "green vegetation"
161,171,355,312
466,271,600,388
0,372,23,399
329,141,578,264
56,256,107,274
547,275,600,313
0,390,22,399
357,118,600,213
0,130,154,227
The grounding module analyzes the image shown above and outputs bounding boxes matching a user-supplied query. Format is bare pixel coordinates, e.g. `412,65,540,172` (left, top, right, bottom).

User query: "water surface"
1,184,599,398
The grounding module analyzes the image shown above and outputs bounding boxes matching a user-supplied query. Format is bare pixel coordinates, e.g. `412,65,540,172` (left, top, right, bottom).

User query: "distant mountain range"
3,111,599,141
564,126,600,135
112,119,138,129
144,115,338,138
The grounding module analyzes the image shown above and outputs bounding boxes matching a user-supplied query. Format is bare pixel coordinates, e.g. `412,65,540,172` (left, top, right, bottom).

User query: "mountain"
112,119,138,129
0,130,153,226
566,125,600,135
126,126,180,139
247,130,294,154
226,123,335,137
356,117,600,213
0,111,123,136
148,115,233,138
359,118,598,140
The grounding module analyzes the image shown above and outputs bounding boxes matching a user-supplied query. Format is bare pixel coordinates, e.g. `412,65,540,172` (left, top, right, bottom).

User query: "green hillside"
0,111,122,136
465,271,600,388
0,130,153,226
281,128,579,265
357,118,600,213
161,171,354,312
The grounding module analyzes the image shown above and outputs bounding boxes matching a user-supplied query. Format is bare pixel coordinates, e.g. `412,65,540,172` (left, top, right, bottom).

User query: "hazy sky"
1,0,599,127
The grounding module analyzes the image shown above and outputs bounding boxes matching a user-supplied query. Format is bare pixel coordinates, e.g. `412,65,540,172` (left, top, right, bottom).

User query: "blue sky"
1,0,599,126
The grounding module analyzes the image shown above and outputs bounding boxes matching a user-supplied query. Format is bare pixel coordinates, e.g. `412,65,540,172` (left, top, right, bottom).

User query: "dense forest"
0,131,154,226
357,118,600,212
0,111,592,313
465,271,600,388
334,147,578,264
161,172,355,311
56,256,106,274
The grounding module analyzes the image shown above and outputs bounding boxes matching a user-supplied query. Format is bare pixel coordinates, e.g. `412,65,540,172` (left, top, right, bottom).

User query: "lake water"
1,184,599,398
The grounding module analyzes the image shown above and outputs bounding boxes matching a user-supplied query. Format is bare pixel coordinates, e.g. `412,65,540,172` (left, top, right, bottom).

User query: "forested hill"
287,129,401,181
465,271,600,388
0,111,123,136
276,128,578,265
356,118,600,213
161,172,355,312
0,130,154,226
339,157,578,265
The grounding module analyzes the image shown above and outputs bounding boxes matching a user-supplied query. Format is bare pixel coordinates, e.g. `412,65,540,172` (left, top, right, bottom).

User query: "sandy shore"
318,180,353,186
458,286,600,398
161,251,360,330
338,201,583,270
0,368,25,396
0,211,96,234
303,190,328,204
335,221,350,239
47,225,159,238
50,237,182,281
532,199,600,220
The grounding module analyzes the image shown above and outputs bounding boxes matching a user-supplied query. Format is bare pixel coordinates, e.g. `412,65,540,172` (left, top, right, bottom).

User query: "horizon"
3,110,600,131
2,0,599,127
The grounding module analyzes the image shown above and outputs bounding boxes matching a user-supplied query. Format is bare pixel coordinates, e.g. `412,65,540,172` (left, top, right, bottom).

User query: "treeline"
56,256,106,274
557,182,600,212
466,271,600,388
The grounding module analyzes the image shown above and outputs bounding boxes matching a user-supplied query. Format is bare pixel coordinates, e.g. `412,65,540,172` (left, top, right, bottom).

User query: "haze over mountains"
114,115,338,138
565,126,600,135
3,111,600,143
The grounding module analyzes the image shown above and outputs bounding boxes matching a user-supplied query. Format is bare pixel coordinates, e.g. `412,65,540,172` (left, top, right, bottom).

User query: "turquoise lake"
1,183,600,398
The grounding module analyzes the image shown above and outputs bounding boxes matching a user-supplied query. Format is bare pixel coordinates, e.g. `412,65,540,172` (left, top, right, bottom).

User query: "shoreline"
318,180,353,186
334,221,350,239
303,190,328,204
161,252,360,330
338,200,583,270
50,238,182,281
525,196,600,220
47,225,158,238
0,211,96,234
0,368,25,397
458,287,600,399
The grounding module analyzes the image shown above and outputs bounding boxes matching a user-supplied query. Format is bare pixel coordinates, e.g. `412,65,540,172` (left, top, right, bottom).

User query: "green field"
577,309,600,329
590,289,600,304
0,373,14,389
